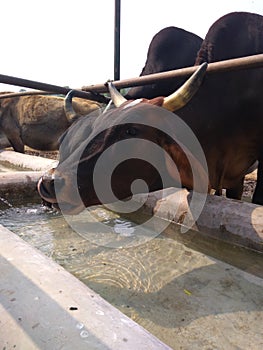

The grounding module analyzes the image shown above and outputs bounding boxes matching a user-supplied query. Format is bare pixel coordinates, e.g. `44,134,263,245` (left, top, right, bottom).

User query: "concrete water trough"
0,150,263,349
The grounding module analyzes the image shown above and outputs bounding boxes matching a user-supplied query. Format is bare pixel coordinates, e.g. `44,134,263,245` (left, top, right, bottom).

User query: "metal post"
114,0,121,81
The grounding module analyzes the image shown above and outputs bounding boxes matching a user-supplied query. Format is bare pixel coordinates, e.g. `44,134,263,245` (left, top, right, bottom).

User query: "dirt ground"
25,149,59,160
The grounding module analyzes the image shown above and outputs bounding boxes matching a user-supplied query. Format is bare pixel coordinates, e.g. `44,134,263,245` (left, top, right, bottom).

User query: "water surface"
1,201,262,349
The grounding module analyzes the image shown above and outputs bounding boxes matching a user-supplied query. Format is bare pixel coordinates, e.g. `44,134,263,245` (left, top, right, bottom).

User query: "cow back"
126,27,203,99
195,11,263,64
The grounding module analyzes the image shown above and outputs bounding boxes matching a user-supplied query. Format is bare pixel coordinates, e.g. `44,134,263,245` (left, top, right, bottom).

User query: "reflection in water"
0,203,263,349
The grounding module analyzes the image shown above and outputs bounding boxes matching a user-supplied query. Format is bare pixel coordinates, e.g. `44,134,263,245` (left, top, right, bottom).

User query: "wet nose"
37,168,65,203
38,176,56,202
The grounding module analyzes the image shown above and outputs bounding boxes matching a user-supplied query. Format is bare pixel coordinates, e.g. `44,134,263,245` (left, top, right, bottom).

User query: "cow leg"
1,116,25,153
0,135,11,149
4,127,24,153
226,178,244,200
252,156,263,205
8,137,25,153
1,117,24,153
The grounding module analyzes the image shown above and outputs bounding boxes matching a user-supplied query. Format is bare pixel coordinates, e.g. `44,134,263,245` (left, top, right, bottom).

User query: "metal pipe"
114,0,121,81
0,54,262,99
82,53,263,93
0,74,109,103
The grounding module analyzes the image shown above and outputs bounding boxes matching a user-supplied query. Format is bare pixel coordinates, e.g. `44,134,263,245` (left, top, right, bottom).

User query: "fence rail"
0,54,262,100
82,53,263,93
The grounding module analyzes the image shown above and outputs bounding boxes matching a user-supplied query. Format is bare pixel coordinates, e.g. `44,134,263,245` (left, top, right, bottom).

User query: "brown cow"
37,64,209,214
0,92,102,153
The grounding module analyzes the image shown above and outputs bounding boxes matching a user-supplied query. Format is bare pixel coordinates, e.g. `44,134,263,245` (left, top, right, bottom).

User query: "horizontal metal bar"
82,53,263,93
0,54,262,100
0,74,108,103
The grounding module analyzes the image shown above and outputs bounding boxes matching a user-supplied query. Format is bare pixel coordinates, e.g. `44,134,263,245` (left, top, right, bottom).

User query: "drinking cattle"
37,64,209,214
38,12,263,213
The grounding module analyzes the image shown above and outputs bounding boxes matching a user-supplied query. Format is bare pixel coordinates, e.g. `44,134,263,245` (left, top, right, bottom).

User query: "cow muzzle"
37,168,59,207
37,168,86,215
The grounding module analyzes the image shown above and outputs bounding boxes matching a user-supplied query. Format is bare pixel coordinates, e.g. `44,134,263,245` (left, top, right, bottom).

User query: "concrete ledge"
0,151,55,201
0,224,171,349
0,150,57,171
0,171,42,201
132,188,263,252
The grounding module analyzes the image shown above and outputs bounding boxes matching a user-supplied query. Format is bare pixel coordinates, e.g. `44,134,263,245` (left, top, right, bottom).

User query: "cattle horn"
108,82,127,107
162,62,207,112
64,90,78,121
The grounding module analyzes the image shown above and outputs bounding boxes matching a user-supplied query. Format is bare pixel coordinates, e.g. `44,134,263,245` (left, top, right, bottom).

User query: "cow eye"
126,127,137,136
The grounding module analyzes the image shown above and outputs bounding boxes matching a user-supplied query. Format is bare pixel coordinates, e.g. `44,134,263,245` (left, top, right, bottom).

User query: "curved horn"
162,62,208,112
108,82,127,107
64,90,78,121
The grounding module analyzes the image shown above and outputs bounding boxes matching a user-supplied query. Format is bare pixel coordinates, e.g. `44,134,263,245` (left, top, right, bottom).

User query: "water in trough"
0,195,263,349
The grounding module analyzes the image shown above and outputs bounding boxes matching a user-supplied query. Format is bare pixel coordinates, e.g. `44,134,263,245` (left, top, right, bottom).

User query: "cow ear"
162,142,210,193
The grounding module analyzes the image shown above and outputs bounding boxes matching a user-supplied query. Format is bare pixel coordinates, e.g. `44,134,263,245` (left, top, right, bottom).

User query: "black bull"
125,26,203,99
127,11,263,202
38,11,263,213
